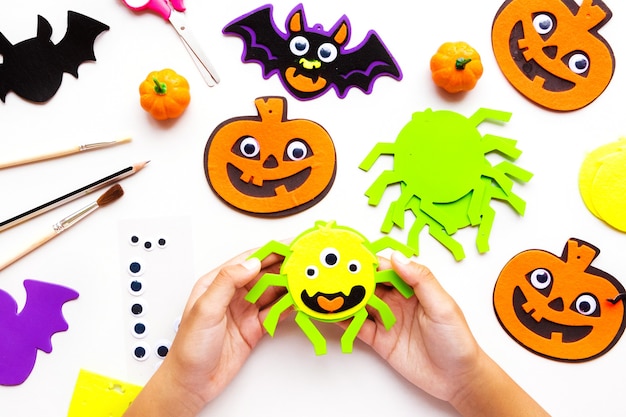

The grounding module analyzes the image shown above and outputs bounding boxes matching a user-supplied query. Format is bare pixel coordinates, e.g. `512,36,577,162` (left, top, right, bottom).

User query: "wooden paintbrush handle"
0,230,58,272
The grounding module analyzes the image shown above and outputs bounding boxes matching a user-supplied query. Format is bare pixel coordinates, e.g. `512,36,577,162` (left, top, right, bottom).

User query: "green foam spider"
359,108,532,261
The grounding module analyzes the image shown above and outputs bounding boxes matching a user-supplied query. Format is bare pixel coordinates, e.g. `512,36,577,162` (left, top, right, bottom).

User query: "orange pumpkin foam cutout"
204,96,336,216
493,238,626,362
491,0,614,111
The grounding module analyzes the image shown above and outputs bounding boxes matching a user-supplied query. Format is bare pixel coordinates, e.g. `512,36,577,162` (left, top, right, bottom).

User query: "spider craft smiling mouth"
227,164,312,197
301,286,366,314
512,287,593,343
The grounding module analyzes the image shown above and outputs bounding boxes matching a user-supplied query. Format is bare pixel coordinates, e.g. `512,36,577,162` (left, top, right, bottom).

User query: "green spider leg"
469,108,512,126
263,293,295,336
248,240,291,261
480,134,522,160
370,236,415,258
374,269,414,298
364,170,404,206
359,142,396,171
340,308,369,353
295,311,327,355
381,184,414,232
406,196,467,261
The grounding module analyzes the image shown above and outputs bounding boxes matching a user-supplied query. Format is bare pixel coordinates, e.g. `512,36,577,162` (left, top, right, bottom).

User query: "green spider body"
360,108,532,261
246,220,414,355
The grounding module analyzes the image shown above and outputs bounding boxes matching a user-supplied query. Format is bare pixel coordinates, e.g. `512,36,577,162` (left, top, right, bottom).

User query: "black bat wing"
55,11,109,77
332,31,402,97
223,5,288,78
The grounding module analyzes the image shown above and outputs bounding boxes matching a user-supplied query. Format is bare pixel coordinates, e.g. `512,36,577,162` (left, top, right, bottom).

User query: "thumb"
390,251,455,316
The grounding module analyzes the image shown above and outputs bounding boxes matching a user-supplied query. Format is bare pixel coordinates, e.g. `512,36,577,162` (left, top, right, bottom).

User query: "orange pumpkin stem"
455,58,472,70
152,78,167,95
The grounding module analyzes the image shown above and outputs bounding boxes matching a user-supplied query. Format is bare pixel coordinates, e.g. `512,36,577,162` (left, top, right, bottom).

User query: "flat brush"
0,184,124,272
0,137,132,170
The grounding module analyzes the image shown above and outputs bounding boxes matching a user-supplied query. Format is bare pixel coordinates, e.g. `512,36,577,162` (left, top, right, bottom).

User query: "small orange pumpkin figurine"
139,68,190,120
493,238,626,362
204,96,336,217
430,41,483,93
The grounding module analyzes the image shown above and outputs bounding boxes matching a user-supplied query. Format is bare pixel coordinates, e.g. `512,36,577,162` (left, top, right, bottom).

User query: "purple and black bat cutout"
223,4,402,100
0,11,108,103
0,280,78,386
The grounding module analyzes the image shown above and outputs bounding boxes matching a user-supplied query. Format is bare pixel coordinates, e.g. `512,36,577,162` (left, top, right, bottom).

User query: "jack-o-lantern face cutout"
493,238,626,362
492,0,615,111
204,96,336,217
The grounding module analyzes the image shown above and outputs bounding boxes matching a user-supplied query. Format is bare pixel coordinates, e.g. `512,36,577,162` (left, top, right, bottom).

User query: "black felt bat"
223,4,402,100
0,11,109,103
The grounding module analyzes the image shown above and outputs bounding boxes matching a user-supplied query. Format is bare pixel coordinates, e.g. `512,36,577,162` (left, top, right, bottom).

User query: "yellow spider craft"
246,220,415,355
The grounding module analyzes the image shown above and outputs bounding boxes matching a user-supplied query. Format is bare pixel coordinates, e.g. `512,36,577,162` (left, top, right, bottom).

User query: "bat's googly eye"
130,299,147,317
347,260,361,274
128,279,145,296
143,241,154,251
568,53,589,74
532,13,554,35
157,237,168,248
320,248,340,268
305,265,319,279
129,235,140,246
286,140,309,161
155,340,172,359
318,43,338,63
131,320,149,338
128,259,145,276
239,136,260,158
132,342,151,362
290,35,310,56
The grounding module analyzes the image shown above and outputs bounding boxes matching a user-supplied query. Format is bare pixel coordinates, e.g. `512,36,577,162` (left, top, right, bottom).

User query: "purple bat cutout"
0,279,79,386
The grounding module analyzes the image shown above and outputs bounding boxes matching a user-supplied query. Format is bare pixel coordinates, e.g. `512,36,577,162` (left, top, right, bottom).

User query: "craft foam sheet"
579,138,626,232
67,369,142,417
491,0,615,111
0,280,78,386
118,216,194,384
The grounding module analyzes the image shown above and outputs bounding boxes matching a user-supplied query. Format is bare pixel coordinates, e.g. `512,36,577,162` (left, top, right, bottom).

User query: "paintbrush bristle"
97,184,124,207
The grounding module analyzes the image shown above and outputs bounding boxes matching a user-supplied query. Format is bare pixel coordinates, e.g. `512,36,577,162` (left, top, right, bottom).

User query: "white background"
1,0,625,416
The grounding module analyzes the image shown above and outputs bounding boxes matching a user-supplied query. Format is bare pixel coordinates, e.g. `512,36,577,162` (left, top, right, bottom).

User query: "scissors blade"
168,12,220,86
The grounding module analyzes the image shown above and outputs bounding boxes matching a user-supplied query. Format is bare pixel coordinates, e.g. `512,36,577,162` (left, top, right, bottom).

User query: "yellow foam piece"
591,149,626,232
67,369,142,417
578,138,626,217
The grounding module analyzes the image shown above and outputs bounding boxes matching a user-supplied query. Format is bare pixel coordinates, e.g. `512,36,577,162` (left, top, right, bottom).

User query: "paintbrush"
0,138,132,170
0,184,124,272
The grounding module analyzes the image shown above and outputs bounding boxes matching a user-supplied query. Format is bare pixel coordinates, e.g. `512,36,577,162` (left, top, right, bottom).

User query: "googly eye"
157,237,168,249
290,35,309,56
574,294,598,316
130,299,147,317
155,340,172,359
529,268,552,290
286,140,308,161
533,14,554,35
129,235,140,246
317,43,338,63
239,137,260,158
128,259,145,277
131,320,149,338
143,241,154,251
305,265,319,279
568,53,589,74
347,260,361,274
320,248,340,268
132,342,151,361
128,279,145,296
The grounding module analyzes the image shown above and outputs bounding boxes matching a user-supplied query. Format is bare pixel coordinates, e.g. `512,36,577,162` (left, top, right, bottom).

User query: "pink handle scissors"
123,0,220,86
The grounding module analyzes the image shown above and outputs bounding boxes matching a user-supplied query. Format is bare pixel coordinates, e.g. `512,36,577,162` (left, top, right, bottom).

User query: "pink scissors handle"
122,0,186,20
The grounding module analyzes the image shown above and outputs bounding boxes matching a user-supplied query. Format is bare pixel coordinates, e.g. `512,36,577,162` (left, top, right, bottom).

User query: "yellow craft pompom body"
283,222,378,322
